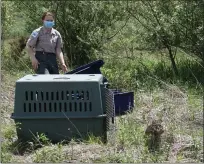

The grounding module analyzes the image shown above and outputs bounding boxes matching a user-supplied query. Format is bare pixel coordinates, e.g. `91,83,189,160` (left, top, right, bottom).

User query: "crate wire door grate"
104,88,116,144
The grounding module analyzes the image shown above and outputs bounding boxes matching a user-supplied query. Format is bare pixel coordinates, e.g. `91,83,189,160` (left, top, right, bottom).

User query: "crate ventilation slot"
23,91,92,113
23,102,92,113
25,90,90,101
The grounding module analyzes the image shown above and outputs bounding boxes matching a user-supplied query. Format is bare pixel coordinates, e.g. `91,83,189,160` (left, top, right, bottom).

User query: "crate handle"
53,77,71,80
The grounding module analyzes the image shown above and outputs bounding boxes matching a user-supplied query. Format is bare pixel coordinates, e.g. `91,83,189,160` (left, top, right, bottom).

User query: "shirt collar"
42,26,55,35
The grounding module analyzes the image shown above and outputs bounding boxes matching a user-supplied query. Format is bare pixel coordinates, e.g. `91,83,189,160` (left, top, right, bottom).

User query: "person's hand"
61,63,68,73
31,56,39,70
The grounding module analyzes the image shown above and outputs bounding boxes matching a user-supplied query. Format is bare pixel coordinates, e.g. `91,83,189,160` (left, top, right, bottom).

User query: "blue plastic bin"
66,60,135,115
111,90,134,115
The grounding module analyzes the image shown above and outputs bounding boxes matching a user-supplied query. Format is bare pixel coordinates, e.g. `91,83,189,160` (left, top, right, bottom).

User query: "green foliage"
32,144,64,163
127,1,204,63
85,134,103,145
54,1,127,67
1,143,13,163
8,1,127,67
2,40,33,72
2,1,15,39
2,1,28,39
1,123,17,163
32,132,52,147
3,1,204,69
116,114,145,147
101,51,203,92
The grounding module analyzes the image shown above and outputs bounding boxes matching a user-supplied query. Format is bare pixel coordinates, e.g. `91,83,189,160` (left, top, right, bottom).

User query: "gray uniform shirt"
26,26,63,54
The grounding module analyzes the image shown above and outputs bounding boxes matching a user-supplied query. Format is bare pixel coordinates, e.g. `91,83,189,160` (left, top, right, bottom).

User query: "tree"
10,1,126,67
127,1,182,76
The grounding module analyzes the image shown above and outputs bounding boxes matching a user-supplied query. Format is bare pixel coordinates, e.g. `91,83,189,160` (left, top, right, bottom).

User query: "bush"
2,37,33,72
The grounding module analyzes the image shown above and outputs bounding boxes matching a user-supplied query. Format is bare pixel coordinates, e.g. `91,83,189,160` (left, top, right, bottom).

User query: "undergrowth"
1,44,203,163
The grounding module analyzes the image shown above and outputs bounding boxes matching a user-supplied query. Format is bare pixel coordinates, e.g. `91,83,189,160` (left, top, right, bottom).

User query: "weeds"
32,144,64,163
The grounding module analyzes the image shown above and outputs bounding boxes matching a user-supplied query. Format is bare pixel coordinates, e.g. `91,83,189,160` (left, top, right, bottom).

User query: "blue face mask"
44,21,55,28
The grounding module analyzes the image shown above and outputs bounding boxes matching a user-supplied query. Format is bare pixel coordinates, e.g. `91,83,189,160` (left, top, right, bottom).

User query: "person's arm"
56,48,65,65
56,32,68,72
26,45,35,59
56,48,68,73
26,30,39,70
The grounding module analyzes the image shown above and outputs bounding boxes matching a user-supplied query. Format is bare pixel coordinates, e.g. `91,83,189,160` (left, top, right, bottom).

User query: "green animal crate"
11,74,115,142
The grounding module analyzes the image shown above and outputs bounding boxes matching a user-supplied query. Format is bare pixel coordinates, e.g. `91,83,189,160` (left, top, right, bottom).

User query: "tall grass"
101,51,203,93
1,40,203,163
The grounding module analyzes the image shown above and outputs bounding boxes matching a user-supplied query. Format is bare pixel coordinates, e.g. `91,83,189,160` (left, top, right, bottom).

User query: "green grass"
1,41,203,163
101,50,203,92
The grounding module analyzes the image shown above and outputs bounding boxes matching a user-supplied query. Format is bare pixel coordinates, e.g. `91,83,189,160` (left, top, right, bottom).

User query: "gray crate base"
14,118,107,142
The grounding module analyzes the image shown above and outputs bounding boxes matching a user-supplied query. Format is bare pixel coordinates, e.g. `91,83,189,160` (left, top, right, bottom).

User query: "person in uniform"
26,11,68,74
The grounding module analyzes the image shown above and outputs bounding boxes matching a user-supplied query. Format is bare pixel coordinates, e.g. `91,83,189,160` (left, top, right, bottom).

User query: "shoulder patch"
31,31,39,38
